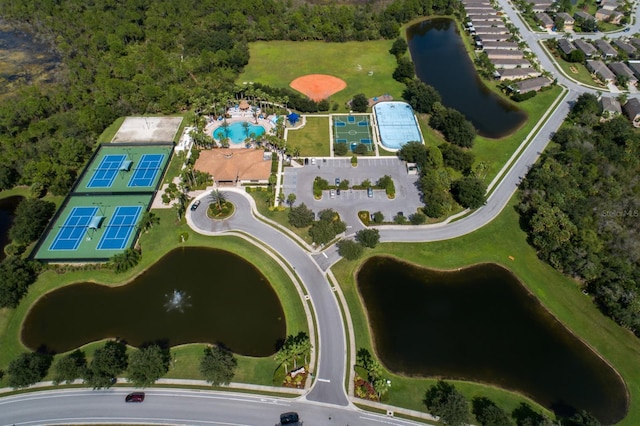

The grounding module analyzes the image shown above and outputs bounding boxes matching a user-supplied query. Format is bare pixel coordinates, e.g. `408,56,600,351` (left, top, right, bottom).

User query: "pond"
0,19,60,97
0,196,22,260
22,247,286,356
357,257,627,424
407,18,527,138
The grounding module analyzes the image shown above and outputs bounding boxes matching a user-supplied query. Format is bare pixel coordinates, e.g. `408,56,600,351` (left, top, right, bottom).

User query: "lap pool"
373,101,423,150
213,122,265,144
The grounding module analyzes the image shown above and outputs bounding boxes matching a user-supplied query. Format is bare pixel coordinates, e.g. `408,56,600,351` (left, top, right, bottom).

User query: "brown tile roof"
194,148,271,182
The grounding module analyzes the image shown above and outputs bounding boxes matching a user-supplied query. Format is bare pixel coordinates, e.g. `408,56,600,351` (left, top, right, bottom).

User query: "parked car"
191,200,201,211
278,412,301,425
336,188,341,195
330,189,336,199
311,158,316,165
367,187,373,198
125,392,145,403
335,177,340,186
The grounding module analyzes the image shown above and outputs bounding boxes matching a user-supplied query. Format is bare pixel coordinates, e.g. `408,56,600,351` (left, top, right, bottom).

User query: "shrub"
337,239,364,260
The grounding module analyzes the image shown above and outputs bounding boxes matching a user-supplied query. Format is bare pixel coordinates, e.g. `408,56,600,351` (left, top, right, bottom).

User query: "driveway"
283,157,422,231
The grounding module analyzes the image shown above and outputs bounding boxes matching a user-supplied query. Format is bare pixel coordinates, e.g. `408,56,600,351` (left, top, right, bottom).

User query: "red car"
125,392,145,403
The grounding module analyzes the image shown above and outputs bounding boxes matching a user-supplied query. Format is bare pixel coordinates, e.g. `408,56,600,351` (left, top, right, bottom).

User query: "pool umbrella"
239,100,250,110
287,113,300,125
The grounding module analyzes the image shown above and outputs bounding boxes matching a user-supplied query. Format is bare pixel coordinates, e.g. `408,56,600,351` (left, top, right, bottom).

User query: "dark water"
0,196,22,260
357,257,627,424
407,18,527,138
0,20,60,92
22,247,286,356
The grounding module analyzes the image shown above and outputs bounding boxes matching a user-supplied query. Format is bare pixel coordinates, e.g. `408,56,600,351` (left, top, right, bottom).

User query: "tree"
53,350,87,385
200,346,237,386
85,340,128,389
354,143,368,155
109,248,141,274
127,345,171,387
451,177,487,209
409,211,427,224
440,143,475,174
389,37,408,57
402,79,441,113
567,49,585,63
430,105,477,148
209,189,227,210
337,239,364,260
9,198,56,245
393,57,415,82
286,193,297,208
309,209,346,245
351,94,368,113
334,142,349,156
7,352,53,389
372,211,384,224
563,410,601,426
0,257,38,308
139,211,160,233
424,380,470,426
355,228,380,248
288,203,315,228
472,397,514,426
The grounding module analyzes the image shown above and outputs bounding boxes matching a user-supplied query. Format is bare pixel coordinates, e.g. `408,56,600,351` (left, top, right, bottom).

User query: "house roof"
627,61,640,78
600,96,622,114
490,58,532,66
484,49,524,58
558,39,576,55
499,68,541,79
629,38,640,49
587,60,616,80
481,41,519,49
623,98,640,119
613,39,637,55
594,39,618,56
608,62,637,80
574,11,595,20
556,12,575,23
468,14,501,21
194,148,272,182
474,27,508,34
515,77,552,93
536,12,554,26
574,39,597,55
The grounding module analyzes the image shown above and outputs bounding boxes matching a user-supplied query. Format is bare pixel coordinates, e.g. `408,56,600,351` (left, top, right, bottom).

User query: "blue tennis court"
128,154,165,187
97,206,143,250
87,155,127,188
49,207,98,251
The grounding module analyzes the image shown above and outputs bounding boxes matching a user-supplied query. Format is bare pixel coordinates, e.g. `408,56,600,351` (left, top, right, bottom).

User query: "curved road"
3,4,640,426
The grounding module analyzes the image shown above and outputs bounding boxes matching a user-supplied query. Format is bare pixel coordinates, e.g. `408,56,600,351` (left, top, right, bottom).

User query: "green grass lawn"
0,208,308,388
238,41,405,109
286,116,330,157
331,196,640,424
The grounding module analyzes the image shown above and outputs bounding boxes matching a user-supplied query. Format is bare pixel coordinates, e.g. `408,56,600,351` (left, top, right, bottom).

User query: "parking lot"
282,157,422,229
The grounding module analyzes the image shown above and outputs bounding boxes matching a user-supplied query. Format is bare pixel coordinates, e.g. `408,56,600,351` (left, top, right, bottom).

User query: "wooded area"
519,93,640,335
0,0,459,195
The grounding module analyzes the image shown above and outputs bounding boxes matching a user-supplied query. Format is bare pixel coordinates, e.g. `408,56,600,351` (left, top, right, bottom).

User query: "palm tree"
209,189,227,211
286,193,296,209
242,121,250,138
139,211,160,233
110,248,141,273
274,344,294,374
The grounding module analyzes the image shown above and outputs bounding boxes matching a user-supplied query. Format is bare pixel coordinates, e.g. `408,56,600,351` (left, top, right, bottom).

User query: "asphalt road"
5,3,640,426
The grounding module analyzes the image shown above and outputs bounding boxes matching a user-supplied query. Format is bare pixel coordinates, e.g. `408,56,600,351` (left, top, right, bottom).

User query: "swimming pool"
213,122,265,144
373,102,423,150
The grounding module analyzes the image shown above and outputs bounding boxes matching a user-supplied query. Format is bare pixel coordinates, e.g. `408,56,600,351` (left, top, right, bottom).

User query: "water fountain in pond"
165,289,191,313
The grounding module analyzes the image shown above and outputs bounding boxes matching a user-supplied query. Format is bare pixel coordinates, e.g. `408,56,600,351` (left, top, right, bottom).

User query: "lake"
407,18,527,138
22,247,286,356
357,257,627,424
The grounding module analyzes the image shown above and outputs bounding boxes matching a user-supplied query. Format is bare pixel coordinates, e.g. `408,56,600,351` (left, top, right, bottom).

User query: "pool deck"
204,113,277,148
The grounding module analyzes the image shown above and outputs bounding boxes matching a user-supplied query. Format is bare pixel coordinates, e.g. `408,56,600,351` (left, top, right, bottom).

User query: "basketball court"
332,114,374,152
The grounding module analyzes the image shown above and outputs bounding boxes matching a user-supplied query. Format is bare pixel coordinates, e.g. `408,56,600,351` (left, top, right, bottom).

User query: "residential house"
613,39,637,58
490,58,532,69
514,77,553,93
556,12,575,31
574,39,597,57
473,23,508,32
596,9,623,24
586,59,616,82
481,41,520,50
529,0,553,13
475,27,510,35
475,33,511,42
599,96,622,119
623,98,640,127
536,12,554,30
608,62,638,85
498,68,541,81
485,49,524,60
594,39,618,58
465,6,497,13
469,14,501,21
626,61,640,79
599,0,622,11
629,38,640,49
558,39,577,56
574,11,596,23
